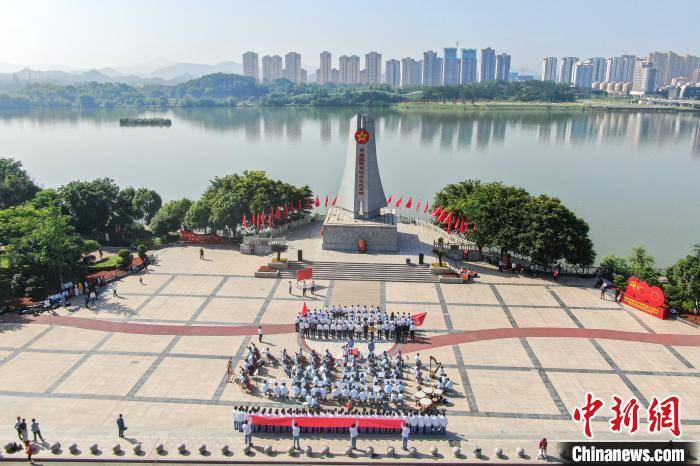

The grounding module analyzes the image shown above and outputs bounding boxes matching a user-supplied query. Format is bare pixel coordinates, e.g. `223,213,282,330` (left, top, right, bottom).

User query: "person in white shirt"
292,422,301,449
417,413,426,435
349,421,359,449
401,422,411,450
242,421,253,446
273,383,281,398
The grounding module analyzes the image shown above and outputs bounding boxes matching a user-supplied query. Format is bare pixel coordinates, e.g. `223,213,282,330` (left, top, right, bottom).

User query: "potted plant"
430,247,451,275
269,243,289,269
439,271,464,284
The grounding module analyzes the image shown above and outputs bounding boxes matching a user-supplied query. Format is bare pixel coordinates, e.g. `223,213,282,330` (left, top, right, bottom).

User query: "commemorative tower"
322,114,398,252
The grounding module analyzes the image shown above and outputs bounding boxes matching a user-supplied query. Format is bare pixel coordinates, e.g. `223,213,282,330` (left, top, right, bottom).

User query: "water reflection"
1,107,699,154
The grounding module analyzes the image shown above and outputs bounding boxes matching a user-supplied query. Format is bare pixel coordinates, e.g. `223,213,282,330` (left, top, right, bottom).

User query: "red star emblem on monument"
354,128,370,144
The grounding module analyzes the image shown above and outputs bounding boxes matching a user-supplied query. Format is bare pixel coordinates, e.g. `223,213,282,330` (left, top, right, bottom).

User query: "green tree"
432,247,447,267
117,249,133,269
0,157,40,209
59,178,120,237
136,244,148,261
82,239,101,255
664,244,700,312
149,198,193,236
132,188,162,223
0,204,51,245
184,199,212,232
271,242,288,261
628,246,659,285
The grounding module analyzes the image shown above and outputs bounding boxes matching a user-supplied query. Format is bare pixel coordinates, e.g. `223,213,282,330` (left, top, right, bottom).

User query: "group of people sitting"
295,304,417,342
232,406,448,435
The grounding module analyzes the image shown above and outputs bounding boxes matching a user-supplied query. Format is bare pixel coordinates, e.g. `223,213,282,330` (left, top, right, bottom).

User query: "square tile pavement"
134,356,224,400
170,335,246,357
29,327,104,352
466,368,562,415
54,353,157,396
439,283,499,305
160,274,225,296
0,352,83,392
216,276,275,298
0,323,52,348
510,307,579,328
135,295,206,321
458,339,534,368
447,305,511,331
526,337,611,370
571,309,649,333
385,282,438,303
495,285,559,307
547,372,636,416
194,296,264,324
597,340,695,372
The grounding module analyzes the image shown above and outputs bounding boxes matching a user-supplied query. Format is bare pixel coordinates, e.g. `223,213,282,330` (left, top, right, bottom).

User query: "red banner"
180,230,229,244
622,276,668,319
297,267,313,281
412,312,427,326
250,415,403,429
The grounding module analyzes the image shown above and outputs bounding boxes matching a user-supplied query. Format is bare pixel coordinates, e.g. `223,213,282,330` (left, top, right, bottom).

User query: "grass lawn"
88,255,122,272
0,256,9,270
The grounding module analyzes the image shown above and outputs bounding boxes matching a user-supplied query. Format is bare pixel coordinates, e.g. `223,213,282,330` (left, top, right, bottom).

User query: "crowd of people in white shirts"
295,304,417,342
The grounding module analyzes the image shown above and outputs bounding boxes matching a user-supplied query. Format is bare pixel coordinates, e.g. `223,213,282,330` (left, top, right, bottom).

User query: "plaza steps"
280,260,439,283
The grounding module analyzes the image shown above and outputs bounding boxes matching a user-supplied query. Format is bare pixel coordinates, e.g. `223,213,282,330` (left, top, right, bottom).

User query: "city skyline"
1,0,698,72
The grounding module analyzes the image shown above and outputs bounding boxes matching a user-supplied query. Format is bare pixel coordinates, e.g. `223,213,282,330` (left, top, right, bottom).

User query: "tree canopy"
432,180,594,267
0,157,40,208
149,198,193,237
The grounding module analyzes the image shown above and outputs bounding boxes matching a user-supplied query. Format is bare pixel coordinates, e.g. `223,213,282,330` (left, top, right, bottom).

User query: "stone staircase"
280,260,438,283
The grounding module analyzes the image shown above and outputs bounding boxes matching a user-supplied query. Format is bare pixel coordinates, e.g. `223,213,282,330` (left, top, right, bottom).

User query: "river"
1,107,699,265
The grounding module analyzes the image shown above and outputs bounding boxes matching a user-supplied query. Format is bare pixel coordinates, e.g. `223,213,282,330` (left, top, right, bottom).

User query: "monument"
322,114,398,252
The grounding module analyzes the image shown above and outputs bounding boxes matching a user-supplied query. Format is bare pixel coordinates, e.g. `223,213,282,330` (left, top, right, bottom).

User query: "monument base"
322,207,398,252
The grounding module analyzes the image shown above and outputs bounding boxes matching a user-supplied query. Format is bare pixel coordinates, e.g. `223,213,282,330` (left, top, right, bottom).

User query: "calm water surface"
1,107,699,265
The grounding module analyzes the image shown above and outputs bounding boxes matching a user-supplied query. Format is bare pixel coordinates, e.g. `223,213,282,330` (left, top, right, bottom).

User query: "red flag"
242,214,248,229
442,211,454,225
412,312,427,326
447,221,453,234
301,302,309,317
253,212,258,229
395,196,403,207
331,194,337,206
306,198,311,209
460,220,467,234
432,206,443,217
276,207,282,220
298,199,302,212
325,195,329,208
290,201,295,213
416,200,421,212
437,210,448,223
387,195,393,204
268,211,274,228
424,203,430,214
297,267,313,281
315,195,320,207
454,217,461,231
405,198,412,209
473,223,478,232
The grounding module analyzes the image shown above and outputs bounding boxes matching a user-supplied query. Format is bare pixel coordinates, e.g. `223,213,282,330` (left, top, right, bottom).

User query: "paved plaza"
2,223,700,463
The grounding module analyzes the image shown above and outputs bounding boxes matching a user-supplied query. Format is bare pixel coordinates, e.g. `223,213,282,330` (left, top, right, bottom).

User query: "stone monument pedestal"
322,207,398,252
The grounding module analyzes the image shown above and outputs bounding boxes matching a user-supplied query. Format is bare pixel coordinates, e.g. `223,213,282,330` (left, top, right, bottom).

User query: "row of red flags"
300,301,426,326
241,195,339,230
431,205,478,235
386,195,431,214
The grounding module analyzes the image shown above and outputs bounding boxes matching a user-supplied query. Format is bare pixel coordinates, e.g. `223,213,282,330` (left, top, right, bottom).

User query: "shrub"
136,244,148,260
117,249,133,270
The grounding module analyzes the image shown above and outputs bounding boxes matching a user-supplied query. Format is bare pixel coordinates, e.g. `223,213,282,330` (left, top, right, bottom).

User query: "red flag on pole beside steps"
325,195,329,208
301,302,309,317
268,211,274,228
405,198,412,209
460,220,467,234
412,312,427,326
298,199,302,212
416,200,421,212
454,217,461,231
297,267,313,281
395,197,403,207
442,211,454,225
436,210,447,223
432,205,443,217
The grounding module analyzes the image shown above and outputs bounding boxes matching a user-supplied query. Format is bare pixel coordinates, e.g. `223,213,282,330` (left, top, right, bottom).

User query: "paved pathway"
4,314,700,351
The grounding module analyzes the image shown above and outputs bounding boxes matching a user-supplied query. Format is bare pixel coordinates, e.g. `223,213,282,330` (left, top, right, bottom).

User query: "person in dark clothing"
116,414,127,437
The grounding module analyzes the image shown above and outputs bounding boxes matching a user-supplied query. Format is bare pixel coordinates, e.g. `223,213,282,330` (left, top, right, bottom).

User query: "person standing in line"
242,420,253,446
349,421,359,450
288,281,293,295
258,326,263,343
401,422,410,450
291,421,300,450
302,281,307,297
30,419,44,442
116,414,127,437
15,417,22,440
19,418,28,441
310,280,315,295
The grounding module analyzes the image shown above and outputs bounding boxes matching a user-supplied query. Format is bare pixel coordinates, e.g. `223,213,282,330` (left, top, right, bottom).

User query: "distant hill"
149,61,242,80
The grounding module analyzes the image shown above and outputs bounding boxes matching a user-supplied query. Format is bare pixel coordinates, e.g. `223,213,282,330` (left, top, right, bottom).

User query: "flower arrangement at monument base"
358,239,368,253
255,265,280,278
268,257,289,269
439,271,464,284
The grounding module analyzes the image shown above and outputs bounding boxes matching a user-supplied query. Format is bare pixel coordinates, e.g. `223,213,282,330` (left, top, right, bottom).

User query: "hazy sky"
1,0,697,71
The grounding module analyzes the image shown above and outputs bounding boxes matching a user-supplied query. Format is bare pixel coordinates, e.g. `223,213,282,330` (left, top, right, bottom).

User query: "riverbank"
396,100,700,113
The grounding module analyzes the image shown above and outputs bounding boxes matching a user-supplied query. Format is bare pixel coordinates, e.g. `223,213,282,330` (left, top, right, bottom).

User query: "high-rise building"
558,57,578,84
495,53,511,81
479,47,496,82
365,52,382,85
460,49,477,84
631,60,657,95
242,51,259,81
331,69,340,84
541,57,558,81
339,55,360,84
694,68,700,84
589,57,607,83
443,47,460,85
319,51,332,85
401,57,422,87
301,69,307,84
572,61,594,88
422,51,442,85
648,51,700,87
261,55,283,81
284,52,302,84
385,59,401,87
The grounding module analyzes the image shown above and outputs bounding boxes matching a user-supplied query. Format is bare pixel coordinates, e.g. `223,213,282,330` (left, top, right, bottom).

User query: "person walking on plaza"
258,326,263,343
600,282,608,300
30,419,44,442
242,420,253,447
199,248,204,260
288,280,293,295
291,421,301,450
349,421,359,450
112,283,118,297
24,440,34,464
19,418,28,441
401,422,411,450
538,437,548,460
116,414,127,437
